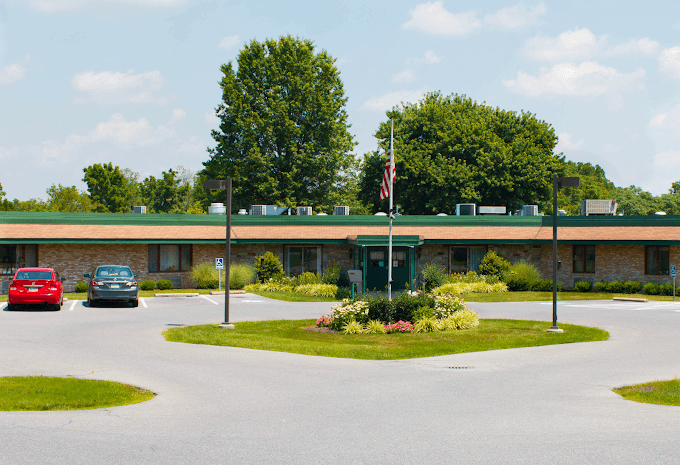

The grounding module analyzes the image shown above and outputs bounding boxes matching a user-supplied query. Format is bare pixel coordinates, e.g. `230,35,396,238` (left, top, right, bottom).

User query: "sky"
1,0,679,202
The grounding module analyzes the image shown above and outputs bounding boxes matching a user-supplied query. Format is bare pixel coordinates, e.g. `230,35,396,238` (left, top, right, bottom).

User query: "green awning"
350,235,423,246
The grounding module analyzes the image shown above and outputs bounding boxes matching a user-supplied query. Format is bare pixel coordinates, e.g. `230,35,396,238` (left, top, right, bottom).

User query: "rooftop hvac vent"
456,204,476,216
520,205,539,216
580,200,617,216
333,206,350,215
208,203,226,215
478,206,506,215
297,206,312,216
132,206,146,214
249,205,287,215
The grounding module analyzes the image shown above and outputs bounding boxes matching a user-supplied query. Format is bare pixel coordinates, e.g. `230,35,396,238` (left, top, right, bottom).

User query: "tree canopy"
202,35,356,211
358,93,563,214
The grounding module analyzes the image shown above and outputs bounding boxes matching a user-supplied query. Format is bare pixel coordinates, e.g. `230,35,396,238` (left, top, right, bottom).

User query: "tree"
141,169,184,213
202,35,356,211
82,163,132,213
358,93,563,214
45,184,92,212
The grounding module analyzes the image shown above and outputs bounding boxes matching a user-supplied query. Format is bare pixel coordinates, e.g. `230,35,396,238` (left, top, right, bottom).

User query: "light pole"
204,178,234,329
549,174,580,333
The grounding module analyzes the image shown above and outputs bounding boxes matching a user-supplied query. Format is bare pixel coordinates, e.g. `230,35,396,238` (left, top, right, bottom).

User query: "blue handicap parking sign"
671,265,676,278
216,258,224,269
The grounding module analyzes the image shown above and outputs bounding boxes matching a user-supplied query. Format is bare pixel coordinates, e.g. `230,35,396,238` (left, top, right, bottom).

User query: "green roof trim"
351,235,424,246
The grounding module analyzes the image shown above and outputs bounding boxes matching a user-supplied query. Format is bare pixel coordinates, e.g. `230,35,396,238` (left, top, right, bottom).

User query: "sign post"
216,258,224,292
671,265,676,301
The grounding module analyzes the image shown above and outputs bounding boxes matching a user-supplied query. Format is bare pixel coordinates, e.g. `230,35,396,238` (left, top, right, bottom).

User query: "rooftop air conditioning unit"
478,206,506,215
249,205,266,215
521,205,539,216
297,206,312,216
580,200,617,216
333,206,350,215
208,203,226,215
249,205,287,215
132,206,146,214
456,204,476,216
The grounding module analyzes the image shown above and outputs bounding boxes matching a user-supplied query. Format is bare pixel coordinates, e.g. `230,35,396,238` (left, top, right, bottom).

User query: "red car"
7,267,65,311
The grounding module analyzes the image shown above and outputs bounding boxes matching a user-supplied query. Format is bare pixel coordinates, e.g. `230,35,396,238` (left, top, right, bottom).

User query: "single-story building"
1,211,678,292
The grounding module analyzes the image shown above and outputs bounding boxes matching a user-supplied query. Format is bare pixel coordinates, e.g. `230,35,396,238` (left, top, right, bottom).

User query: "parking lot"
2,295,680,464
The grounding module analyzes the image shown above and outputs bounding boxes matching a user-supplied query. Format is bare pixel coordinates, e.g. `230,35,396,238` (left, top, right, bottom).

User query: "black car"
85,265,139,307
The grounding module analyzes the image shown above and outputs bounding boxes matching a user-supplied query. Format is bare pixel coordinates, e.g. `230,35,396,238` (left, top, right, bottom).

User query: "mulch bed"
306,326,340,334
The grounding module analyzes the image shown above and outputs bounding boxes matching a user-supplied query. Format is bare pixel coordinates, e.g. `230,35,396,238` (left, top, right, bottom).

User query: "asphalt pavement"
1,294,679,464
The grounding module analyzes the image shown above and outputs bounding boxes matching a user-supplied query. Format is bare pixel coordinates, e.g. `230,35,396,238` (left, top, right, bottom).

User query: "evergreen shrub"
156,279,173,290
606,281,624,293
254,251,284,282
659,283,673,296
623,281,642,294
593,281,608,293
573,280,592,292
140,280,156,291
531,279,561,292
478,251,510,279
74,282,88,293
420,261,445,292
643,282,660,295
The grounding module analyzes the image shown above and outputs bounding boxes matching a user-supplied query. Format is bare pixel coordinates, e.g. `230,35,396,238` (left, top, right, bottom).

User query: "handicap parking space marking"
201,295,219,305
140,297,148,308
239,299,265,303
69,300,78,311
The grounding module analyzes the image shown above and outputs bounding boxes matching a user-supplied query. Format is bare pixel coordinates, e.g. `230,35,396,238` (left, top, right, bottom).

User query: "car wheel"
131,299,139,308
51,302,61,311
6,303,15,311
89,297,97,308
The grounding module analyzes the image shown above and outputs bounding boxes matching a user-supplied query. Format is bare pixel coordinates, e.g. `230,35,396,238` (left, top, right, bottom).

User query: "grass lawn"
0,376,155,411
462,291,676,302
164,318,609,360
614,379,680,406
242,290,339,302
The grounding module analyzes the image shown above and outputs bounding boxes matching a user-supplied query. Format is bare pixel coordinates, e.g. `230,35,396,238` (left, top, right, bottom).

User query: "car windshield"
16,270,52,280
96,267,132,278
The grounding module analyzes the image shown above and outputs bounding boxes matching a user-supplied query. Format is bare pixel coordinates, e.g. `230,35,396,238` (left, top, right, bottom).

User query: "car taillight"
92,280,104,286
125,281,138,287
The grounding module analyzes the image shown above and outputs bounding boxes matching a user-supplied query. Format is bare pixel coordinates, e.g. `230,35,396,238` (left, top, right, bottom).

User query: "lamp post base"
218,322,235,329
547,326,564,333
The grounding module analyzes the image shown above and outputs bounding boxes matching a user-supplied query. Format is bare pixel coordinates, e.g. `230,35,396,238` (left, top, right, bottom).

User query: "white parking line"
69,300,78,311
201,295,219,305
0,302,6,310
140,297,148,308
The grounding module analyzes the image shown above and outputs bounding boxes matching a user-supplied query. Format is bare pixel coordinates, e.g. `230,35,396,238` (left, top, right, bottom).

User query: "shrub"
573,280,592,292
606,281,624,293
190,262,219,289
623,281,642,294
390,292,435,323
432,281,508,295
441,310,480,330
254,251,284,282
420,261,446,292
342,320,364,335
659,283,674,296
643,282,660,295
296,272,321,285
156,279,173,290
433,294,468,318
316,315,332,327
364,320,386,334
229,263,256,290
335,287,351,300
531,279,561,292
478,251,510,279
444,271,498,285
414,316,440,333
74,282,88,293
413,306,434,322
384,320,414,333
244,282,294,293
294,283,338,297
328,300,370,330
321,261,342,285
140,280,156,291
593,281,608,293
503,261,540,291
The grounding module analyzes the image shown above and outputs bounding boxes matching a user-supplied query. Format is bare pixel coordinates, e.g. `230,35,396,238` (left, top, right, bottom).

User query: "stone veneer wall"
539,244,679,290
488,244,542,269
418,245,449,271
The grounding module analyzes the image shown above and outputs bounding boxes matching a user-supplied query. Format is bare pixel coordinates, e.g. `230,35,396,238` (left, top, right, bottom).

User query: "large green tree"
45,184,92,212
358,93,563,214
82,163,133,213
203,35,356,210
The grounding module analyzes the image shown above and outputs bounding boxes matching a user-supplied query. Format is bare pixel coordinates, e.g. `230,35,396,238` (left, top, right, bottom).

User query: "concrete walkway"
1,295,679,464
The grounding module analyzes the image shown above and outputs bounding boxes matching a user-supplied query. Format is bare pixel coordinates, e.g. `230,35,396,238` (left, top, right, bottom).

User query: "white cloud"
659,47,680,79
522,28,659,61
484,2,546,30
402,2,481,36
406,50,443,65
554,133,583,152
218,35,240,50
0,62,28,85
71,70,166,105
653,150,680,169
27,0,187,12
391,69,418,84
361,87,430,112
503,62,646,97
649,101,680,130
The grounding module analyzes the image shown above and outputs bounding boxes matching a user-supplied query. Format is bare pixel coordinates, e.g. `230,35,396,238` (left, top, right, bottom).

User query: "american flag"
379,148,395,201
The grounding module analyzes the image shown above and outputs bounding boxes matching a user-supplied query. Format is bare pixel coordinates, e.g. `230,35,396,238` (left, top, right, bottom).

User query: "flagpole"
388,119,394,301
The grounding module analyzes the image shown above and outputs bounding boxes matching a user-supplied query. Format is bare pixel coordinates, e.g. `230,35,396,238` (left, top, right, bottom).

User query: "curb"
210,290,246,295
612,296,649,302
155,293,199,297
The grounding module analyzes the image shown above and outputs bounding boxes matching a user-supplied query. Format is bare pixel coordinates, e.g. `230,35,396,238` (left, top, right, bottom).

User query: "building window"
148,245,192,272
573,245,595,273
1,244,38,276
646,245,669,275
369,250,384,268
449,246,486,273
285,246,321,276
